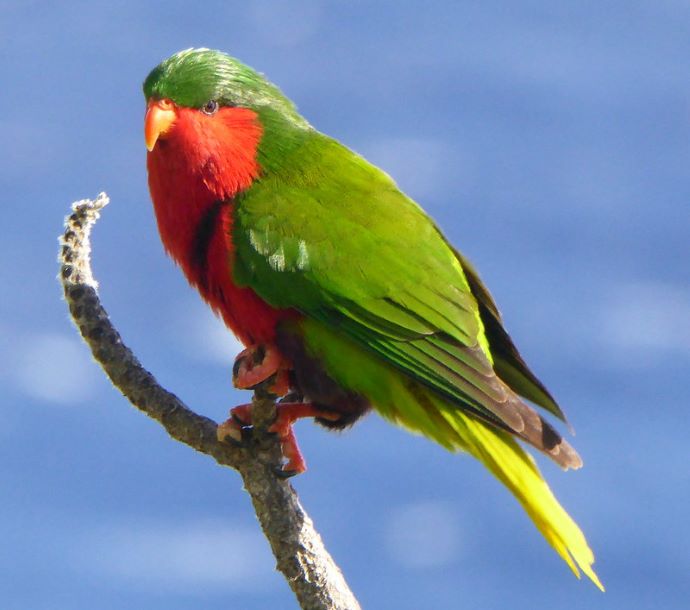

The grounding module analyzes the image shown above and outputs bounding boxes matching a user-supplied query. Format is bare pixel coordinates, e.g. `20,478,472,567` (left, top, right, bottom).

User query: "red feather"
146,105,296,346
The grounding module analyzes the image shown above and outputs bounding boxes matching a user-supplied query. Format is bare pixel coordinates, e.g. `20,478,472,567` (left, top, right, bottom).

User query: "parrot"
143,48,602,589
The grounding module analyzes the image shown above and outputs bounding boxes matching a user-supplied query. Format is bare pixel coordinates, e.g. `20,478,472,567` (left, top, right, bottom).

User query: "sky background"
2,1,689,609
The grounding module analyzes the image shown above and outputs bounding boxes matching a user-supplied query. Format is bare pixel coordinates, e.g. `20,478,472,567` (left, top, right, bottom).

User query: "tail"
435,399,604,590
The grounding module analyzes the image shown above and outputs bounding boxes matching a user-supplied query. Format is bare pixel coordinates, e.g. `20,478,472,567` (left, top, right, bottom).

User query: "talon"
239,425,254,443
273,466,300,479
267,368,291,397
217,403,254,446
233,344,291,396
232,413,250,428
279,390,304,404
217,418,244,445
230,404,253,426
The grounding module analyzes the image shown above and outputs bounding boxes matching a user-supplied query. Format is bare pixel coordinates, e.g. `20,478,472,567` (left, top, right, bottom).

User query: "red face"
144,97,264,203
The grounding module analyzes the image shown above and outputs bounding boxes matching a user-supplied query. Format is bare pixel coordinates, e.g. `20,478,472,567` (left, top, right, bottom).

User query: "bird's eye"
201,100,219,115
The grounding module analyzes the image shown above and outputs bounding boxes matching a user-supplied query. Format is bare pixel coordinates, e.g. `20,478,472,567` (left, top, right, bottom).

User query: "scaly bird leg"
232,344,291,397
216,402,341,476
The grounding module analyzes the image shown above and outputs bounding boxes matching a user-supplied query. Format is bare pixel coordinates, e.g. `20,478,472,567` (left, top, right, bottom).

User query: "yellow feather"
438,403,605,591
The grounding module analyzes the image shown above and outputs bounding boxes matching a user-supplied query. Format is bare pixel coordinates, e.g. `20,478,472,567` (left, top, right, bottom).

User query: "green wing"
232,131,571,463
452,248,566,422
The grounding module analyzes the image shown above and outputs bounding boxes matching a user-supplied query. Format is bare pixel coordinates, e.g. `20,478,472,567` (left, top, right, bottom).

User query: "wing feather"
232,132,577,466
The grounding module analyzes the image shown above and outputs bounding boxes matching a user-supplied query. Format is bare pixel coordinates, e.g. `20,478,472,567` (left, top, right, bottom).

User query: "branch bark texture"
59,193,361,610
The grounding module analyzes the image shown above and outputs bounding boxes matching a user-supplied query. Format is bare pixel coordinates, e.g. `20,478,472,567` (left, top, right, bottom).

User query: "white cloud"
384,500,462,569
12,331,99,404
529,280,690,370
598,281,690,365
74,518,275,591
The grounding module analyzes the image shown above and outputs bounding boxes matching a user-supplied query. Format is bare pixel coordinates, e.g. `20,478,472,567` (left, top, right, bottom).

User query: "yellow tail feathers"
304,320,603,589
439,406,604,591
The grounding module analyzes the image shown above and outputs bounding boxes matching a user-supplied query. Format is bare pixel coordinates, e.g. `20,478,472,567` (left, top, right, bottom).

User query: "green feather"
232,132,528,428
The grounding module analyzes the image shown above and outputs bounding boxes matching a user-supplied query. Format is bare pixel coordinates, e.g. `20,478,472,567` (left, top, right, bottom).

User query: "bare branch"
59,193,361,610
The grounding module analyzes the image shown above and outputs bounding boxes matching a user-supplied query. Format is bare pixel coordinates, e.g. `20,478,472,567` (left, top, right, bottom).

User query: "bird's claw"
252,370,290,399
220,432,246,448
217,406,254,447
272,466,300,479
232,344,291,396
217,420,243,445
218,401,318,476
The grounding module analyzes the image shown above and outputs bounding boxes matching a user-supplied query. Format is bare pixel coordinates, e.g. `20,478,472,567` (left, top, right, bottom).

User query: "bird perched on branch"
143,48,602,589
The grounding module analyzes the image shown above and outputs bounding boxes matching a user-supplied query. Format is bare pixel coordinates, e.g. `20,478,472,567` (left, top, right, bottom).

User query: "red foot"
216,403,253,444
233,344,291,396
216,402,340,475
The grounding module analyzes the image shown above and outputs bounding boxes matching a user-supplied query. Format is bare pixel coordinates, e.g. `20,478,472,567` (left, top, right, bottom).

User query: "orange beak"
145,99,177,151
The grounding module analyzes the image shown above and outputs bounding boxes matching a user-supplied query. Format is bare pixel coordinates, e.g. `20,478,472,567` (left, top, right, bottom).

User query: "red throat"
146,105,293,346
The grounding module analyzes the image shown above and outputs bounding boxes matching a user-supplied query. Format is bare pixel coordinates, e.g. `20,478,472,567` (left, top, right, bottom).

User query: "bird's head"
143,47,308,151
143,48,309,199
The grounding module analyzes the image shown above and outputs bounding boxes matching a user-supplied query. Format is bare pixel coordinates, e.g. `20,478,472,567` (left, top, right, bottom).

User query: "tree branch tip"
71,191,110,214
59,193,110,291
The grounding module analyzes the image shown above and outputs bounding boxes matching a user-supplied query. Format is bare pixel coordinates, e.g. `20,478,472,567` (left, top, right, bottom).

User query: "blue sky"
1,2,689,609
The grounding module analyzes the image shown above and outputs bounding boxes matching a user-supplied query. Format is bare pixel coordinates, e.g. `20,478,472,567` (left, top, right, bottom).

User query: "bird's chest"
147,143,291,346
153,194,285,347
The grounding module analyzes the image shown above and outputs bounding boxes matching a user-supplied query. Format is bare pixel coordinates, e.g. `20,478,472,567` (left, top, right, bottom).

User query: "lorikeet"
143,48,602,589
